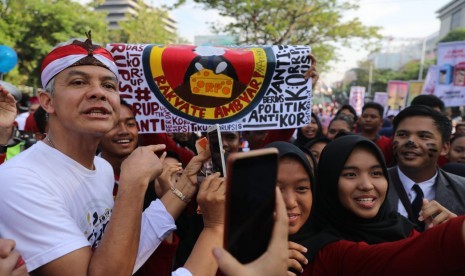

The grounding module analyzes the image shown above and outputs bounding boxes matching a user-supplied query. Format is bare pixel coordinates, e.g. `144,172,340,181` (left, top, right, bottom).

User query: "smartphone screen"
207,124,226,177
224,148,278,264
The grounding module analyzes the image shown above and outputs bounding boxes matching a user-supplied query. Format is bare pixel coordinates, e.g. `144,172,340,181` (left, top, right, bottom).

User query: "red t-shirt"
375,135,394,167
261,128,295,148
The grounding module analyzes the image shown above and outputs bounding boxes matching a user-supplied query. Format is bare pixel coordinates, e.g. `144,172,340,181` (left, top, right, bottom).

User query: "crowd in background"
1,35,465,276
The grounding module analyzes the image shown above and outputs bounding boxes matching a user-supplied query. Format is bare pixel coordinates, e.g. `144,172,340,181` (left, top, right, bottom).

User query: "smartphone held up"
223,147,279,264
206,124,227,177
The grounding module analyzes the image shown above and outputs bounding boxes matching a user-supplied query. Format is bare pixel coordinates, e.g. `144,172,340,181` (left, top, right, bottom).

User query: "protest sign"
373,92,388,115
407,81,424,106
106,44,313,133
435,41,465,106
387,81,408,115
421,65,438,95
349,86,365,115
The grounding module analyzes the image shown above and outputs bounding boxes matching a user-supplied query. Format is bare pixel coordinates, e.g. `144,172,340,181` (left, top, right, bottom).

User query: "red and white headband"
41,42,118,89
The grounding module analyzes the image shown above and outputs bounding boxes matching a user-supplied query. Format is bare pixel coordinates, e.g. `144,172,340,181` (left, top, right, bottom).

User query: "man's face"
46,66,120,136
359,108,383,132
221,131,240,153
393,116,449,173
100,105,138,158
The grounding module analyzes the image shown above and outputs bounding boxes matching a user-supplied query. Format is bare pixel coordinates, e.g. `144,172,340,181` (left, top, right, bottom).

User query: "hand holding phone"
223,148,279,264
213,188,289,276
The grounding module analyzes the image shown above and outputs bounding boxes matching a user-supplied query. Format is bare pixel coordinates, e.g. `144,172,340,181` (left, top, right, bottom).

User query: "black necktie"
411,184,425,231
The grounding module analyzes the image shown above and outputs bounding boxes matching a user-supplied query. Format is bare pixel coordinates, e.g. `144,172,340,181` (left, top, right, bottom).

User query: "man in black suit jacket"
387,106,465,231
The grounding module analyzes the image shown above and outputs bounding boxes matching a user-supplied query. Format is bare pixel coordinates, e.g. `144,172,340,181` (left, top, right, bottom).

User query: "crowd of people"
1,34,465,276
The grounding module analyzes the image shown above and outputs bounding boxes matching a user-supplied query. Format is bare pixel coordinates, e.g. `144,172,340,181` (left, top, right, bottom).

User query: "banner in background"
421,65,438,95
387,80,408,115
435,41,465,106
349,86,365,115
106,44,313,133
373,92,388,116
406,81,424,106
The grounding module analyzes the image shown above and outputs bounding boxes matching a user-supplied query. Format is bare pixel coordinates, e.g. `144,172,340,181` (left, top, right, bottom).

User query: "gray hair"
45,77,55,96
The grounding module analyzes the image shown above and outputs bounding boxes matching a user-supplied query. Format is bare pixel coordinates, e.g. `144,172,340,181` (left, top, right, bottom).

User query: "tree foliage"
0,0,109,87
440,28,465,43
110,0,174,44
174,0,380,71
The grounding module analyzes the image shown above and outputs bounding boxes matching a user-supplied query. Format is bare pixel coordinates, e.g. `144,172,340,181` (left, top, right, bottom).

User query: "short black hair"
362,102,384,118
393,105,452,143
411,95,445,112
120,99,133,113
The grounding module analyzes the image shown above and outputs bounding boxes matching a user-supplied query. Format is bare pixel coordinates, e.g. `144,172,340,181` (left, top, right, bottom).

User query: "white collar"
397,166,438,196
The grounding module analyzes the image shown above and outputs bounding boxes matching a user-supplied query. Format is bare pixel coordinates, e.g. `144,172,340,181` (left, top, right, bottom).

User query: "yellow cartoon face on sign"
190,69,233,98
143,45,274,124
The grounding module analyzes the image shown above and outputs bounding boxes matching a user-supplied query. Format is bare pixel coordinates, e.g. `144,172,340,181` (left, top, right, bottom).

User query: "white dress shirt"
397,166,438,218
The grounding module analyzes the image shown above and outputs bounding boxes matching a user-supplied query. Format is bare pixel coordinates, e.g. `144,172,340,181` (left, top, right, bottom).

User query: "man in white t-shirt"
0,33,220,276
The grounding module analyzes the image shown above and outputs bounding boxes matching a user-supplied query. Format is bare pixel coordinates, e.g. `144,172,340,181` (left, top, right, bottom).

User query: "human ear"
440,141,450,156
39,91,55,114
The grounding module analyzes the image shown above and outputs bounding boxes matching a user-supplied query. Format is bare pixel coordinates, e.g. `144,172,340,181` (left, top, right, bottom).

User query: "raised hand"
287,241,308,274
156,161,183,197
304,54,319,88
197,172,225,229
0,86,17,128
419,198,458,230
213,188,289,276
120,144,166,190
183,145,211,185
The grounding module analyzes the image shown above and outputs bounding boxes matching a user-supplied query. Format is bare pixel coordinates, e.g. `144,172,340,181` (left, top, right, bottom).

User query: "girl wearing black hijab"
265,141,315,274
301,135,465,275
293,113,324,148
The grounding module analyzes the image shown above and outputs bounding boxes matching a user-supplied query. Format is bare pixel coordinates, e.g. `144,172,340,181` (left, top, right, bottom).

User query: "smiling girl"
302,135,465,275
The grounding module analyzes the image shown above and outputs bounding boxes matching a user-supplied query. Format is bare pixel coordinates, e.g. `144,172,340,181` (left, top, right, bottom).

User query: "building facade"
437,0,465,39
95,0,176,35
367,32,438,71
